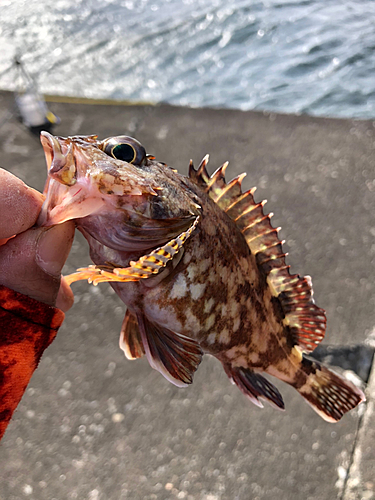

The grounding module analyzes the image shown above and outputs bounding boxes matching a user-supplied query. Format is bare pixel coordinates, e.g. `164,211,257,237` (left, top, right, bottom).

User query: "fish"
38,131,365,422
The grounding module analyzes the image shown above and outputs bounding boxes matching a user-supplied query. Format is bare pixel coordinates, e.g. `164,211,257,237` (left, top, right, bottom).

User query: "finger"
0,221,75,307
56,276,75,312
0,169,45,240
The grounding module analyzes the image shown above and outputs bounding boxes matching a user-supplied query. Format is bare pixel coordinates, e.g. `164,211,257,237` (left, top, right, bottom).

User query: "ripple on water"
0,0,374,118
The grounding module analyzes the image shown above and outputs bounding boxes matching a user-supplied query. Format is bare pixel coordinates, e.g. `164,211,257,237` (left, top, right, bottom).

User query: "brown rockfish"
38,132,365,422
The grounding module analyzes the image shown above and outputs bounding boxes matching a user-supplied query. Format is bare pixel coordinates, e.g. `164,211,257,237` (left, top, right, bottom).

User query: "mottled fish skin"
82,174,285,369
39,132,365,422
142,179,284,364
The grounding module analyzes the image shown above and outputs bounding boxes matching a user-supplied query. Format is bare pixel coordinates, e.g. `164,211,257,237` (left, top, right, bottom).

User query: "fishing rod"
0,56,60,135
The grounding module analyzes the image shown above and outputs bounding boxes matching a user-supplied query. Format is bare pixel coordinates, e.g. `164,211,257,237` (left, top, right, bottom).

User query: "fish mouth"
40,131,55,170
37,132,106,227
40,131,77,186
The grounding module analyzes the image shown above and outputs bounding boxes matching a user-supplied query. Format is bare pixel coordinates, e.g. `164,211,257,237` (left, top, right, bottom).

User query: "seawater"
1,0,375,119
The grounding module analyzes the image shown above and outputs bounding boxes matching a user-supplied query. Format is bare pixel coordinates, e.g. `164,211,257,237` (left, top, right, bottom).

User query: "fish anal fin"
119,310,145,360
137,315,203,387
224,365,285,410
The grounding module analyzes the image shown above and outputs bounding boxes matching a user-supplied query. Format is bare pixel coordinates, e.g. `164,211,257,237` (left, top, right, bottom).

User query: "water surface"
1,0,375,118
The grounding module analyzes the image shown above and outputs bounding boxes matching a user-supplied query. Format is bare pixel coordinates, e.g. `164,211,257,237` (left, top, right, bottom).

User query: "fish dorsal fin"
189,158,326,354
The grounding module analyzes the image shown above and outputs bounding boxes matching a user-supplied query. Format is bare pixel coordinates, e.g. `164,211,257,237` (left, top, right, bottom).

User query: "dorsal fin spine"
189,159,196,179
205,162,229,196
209,161,228,183
242,214,271,231
225,187,256,213
246,227,280,244
235,202,264,222
261,239,286,252
257,252,288,266
215,173,247,203
197,154,210,178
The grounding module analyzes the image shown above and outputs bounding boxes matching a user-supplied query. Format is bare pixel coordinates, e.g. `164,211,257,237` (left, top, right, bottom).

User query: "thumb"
0,222,75,311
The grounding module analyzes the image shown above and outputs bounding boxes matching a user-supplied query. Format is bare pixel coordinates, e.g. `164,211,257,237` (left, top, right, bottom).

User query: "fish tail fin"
294,357,365,422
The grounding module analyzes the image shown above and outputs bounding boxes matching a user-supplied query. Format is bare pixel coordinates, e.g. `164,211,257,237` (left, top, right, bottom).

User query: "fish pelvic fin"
293,357,365,422
137,314,203,387
189,157,326,354
224,365,285,410
119,310,145,360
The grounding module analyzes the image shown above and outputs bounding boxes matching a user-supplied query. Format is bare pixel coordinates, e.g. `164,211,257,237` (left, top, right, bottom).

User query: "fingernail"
56,277,75,312
36,223,74,277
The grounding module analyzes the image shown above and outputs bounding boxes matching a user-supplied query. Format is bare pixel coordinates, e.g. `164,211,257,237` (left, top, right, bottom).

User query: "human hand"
0,169,75,311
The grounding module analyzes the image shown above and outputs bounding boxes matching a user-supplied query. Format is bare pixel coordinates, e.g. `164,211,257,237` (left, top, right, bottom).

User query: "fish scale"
38,131,365,422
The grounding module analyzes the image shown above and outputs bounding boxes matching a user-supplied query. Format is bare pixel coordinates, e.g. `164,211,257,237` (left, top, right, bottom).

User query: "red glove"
0,168,75,440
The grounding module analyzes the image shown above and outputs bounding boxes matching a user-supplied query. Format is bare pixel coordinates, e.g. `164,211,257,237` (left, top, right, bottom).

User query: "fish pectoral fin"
119,310,145,360
225,365,285,410
137,314,203,387
64,216,200,286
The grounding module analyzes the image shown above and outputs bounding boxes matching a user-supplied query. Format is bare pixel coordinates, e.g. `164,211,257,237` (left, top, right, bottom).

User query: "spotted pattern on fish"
146,191,287,374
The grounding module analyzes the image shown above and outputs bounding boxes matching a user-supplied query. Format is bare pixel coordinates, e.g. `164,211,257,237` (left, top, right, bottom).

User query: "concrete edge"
43,94,156,106
1,87,372,125
342,349,375,499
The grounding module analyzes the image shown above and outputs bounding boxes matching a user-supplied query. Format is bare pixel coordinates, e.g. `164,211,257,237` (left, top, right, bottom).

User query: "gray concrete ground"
0,90,374,500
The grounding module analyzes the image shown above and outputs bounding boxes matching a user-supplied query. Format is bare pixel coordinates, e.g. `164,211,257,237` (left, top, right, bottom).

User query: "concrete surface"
0,90,374,500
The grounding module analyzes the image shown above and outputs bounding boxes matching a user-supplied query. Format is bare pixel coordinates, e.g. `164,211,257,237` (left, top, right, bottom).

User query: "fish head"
38,132,201,251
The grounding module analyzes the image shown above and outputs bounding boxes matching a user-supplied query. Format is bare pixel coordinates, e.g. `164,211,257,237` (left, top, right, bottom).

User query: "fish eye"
102,136,146,166
112,143,136,162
